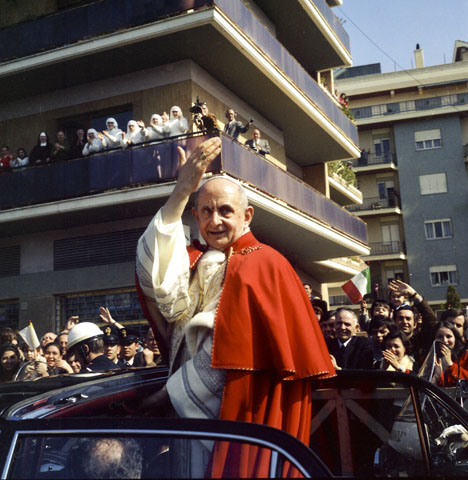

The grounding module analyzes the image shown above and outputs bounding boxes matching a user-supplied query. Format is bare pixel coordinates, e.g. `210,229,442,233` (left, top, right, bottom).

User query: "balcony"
0,0,358,165
351,92,468,122
363,241,407,261
352,152,398,172
329,294,353,307
328,172,362,206
346,195,401,216
0,132,368,275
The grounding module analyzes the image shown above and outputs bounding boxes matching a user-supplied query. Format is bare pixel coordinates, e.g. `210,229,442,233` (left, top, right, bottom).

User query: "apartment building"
0,0,367,333
333,41,468,308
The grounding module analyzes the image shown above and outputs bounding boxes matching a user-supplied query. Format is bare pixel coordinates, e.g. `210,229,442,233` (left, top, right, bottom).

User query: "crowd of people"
304,279,468,387
0,103,271,173
0,306,164,383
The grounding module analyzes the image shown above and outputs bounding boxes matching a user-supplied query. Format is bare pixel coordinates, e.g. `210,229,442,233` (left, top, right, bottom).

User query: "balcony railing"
0,132,367,244
351,92,468,120
346,195,400,212
367,241,405,256
329,295,352,306
352,152,397,168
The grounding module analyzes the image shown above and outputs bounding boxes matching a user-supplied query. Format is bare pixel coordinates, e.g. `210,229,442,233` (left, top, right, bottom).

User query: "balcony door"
381,224,400,253
374,138,391,161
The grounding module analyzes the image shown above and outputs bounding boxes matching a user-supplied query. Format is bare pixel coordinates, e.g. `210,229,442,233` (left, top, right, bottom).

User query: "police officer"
102,325,125,368
67,322,120,372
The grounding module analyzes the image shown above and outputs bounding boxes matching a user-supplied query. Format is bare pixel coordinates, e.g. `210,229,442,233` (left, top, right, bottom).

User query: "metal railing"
351,92,468,120
368,241,405,256
346,195,400,212
352,152,397,168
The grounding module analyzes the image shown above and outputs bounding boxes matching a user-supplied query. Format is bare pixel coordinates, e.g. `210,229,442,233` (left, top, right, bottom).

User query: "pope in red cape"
136,136,335,477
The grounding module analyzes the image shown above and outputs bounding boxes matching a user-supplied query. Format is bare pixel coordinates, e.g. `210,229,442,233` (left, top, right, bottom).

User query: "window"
414,129,442,150
424,219,452,239
419,173,447,195
430,265,458,286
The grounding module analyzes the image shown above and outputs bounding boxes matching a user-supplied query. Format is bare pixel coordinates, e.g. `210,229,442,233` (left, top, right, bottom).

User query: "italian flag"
342,267,371,304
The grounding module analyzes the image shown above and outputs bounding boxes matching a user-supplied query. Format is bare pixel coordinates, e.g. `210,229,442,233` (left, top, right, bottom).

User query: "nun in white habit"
82,129,104,156
100,117,122,150
164,106,188,137
141,114,166,142
120,120,145,148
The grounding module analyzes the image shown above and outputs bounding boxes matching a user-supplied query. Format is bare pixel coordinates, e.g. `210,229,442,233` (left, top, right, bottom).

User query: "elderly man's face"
253,130,260,140
193,179,253,251
335,310,358,342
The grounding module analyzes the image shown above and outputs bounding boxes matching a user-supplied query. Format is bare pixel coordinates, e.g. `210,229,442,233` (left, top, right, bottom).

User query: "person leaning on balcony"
99,117,122,150
244,129,271,156
71,128,86,159
10,147,29,169
135,136,335,476
390,279,438,364
164,106,189,138
223,108,252,140
51,130,71,162
82,129,104,156
30,132,52,165
0,145,13,172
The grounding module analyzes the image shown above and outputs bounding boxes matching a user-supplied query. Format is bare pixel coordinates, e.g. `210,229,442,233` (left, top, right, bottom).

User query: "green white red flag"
341,267,371,304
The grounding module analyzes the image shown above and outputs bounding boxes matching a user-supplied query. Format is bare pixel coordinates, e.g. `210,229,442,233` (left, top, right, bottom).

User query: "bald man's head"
193,177,253,250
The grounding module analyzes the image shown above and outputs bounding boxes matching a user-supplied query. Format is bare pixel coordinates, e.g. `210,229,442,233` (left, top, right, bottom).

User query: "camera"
189,96,205,115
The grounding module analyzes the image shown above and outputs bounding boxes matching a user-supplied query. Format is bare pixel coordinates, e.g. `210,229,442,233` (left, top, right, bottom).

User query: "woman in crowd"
120,120,144,148
100,117,122,150
0,145,13,171
30,132,52,165
51,130,71,162
66,352,82,373
338,93,349,108
10,147,29,169
36,341,73,377
164,106,188,137
368,315,396,368
381,330,414,373
0,344,23,382
0,327,19,346
433,320,468,386
82,128,104,156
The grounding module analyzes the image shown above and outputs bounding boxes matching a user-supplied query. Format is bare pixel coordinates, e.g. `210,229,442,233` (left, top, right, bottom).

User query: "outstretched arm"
162,136,221,225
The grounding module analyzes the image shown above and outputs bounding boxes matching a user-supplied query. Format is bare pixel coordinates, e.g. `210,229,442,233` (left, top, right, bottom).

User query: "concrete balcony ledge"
328,172,362,206
352,153,398,173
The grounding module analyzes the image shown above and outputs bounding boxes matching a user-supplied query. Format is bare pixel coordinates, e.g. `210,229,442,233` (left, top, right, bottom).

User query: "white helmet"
67,322,103,351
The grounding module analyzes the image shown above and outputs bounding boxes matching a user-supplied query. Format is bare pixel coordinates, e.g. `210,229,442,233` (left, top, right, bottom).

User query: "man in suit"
326,307,374,370
244,129,271,156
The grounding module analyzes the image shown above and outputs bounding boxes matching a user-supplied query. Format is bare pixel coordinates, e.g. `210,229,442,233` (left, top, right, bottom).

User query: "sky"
336,0,468,73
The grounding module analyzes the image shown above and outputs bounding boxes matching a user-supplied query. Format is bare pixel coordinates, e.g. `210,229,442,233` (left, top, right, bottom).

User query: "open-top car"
1,349,468,478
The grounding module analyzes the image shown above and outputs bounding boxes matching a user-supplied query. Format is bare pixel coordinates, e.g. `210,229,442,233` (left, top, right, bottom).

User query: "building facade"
0,0,367,334
334,43,468,307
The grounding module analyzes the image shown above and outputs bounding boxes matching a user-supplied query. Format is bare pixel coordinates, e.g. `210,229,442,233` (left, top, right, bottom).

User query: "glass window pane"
442,221,452,237
416,141,424,150
431,273,439,285
433,138,441,147
7,434,304,479
425,223,434,239
425,140,432,148
434,222,443,238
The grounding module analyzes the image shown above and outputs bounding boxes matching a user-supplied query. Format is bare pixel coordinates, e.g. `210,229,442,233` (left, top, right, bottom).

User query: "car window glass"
309,377,460,477
6,433,305,478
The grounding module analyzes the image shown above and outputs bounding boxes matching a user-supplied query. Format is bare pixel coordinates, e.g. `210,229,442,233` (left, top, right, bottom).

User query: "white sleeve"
136,209,191,323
